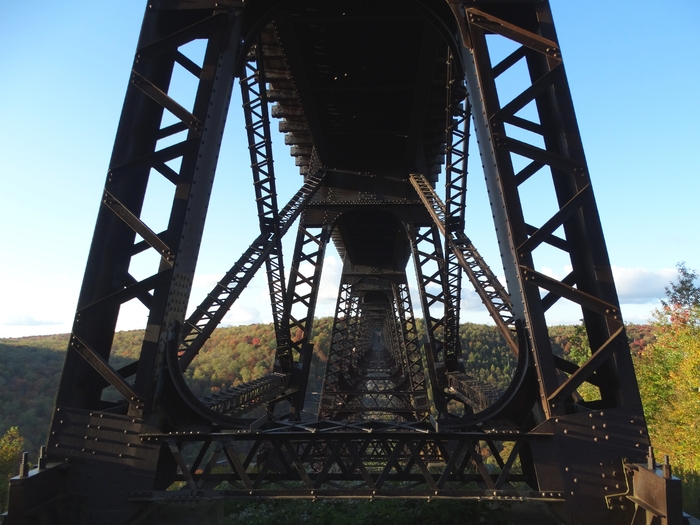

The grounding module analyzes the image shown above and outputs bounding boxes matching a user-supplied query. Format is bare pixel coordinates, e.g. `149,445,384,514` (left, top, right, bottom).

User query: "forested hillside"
0,336,68,450
0,314,696,515
1,267,698,516
0,320,652,456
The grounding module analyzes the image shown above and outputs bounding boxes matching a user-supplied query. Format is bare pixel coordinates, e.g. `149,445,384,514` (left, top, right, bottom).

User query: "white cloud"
3,315,62,327
461,286,486,311
539,266,560,279
456,265,679,325
222,303,263,325
612,266,677,305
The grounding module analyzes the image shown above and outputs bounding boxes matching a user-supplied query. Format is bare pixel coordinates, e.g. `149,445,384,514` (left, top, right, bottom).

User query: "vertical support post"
318,279,357,419
277,220,331,418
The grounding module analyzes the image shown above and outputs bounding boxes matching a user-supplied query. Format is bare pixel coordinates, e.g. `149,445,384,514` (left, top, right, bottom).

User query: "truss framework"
319,275,430,423
138,424,559,500
7,2,683,525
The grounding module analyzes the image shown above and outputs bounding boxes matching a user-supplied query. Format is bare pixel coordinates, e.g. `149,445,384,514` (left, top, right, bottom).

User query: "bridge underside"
7,1,685,524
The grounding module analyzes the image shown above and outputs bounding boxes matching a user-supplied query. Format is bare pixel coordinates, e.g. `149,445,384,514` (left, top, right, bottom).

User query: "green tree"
637,308,700,469
662,262,700,315
0,427,25,512
635,264,700,515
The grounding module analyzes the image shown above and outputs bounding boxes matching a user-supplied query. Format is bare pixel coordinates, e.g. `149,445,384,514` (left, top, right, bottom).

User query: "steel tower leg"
8,6,245,524
447,4,659,523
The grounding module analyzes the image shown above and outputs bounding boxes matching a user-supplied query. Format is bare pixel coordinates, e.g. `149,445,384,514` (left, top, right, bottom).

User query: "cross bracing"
6,2,685,525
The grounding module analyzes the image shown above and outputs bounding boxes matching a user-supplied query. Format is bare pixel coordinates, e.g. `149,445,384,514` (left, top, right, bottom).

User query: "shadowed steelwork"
6,2,686,524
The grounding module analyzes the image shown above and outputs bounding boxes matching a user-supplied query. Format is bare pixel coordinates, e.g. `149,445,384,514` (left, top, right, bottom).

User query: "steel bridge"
6,1,688,524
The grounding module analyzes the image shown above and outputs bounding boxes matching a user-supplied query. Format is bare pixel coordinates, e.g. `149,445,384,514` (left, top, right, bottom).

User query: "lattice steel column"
318,280,358,419
392,282,430,419
409,224,459,373
29,6,247,523
443,52,470,371
240,41,288,348
277,220,331,418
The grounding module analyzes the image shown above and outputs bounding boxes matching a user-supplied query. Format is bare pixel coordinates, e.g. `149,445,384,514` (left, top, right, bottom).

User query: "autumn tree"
0,427,25,511
634,263,700,514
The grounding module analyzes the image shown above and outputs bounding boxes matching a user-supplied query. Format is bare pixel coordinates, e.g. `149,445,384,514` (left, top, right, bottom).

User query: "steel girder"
137,422,556,500
7,1,684,524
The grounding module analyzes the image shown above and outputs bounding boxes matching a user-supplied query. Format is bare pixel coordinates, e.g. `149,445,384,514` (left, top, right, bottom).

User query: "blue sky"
0,1,698,338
